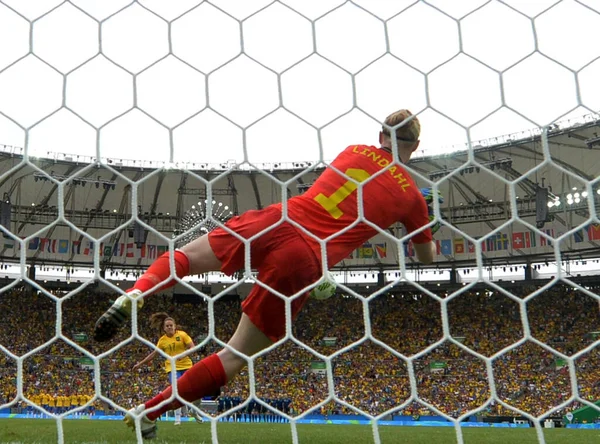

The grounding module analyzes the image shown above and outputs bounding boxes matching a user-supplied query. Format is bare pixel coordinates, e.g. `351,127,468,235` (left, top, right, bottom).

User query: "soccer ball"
309,280,336,300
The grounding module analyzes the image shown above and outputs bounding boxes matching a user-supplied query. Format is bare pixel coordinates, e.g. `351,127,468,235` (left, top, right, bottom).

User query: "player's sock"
145,354,226,421
130,250,190,295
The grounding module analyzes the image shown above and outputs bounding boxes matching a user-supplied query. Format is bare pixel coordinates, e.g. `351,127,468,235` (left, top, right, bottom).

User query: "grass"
0,419,599,444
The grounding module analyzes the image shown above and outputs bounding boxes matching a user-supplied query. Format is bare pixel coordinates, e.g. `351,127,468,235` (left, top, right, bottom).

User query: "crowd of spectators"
0,282,599,420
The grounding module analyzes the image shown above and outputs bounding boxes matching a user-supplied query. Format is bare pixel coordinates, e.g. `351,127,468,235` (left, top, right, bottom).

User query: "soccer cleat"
94,290,144,342
174,420,181,426
124,404,157,440
191,400,205,423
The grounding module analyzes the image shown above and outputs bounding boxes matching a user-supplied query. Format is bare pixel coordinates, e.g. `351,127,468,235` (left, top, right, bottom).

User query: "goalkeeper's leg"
137,239,319,421
94,235,222,341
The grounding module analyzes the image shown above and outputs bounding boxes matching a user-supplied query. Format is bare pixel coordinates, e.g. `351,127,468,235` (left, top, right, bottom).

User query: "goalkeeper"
94,109,438,439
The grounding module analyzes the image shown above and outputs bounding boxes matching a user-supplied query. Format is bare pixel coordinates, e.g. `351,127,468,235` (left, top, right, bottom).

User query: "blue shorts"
168,369,188,381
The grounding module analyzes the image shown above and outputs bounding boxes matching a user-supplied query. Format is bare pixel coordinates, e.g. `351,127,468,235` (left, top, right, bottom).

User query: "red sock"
145,354,227,421
129,250,189,295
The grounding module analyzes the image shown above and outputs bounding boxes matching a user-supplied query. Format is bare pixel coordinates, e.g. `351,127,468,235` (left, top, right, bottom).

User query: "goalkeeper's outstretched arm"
414,241,435,265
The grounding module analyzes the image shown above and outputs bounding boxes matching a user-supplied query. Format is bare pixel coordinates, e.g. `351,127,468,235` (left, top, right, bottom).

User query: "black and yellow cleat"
93,290,143,342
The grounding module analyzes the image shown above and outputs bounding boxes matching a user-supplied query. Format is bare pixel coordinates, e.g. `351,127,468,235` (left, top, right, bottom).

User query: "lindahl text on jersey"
352,146,411,191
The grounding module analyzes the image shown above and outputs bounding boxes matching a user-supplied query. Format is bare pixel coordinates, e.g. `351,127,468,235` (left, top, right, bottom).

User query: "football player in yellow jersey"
70,394,79,411
133,312,196,425
41,393,49,411
29,393,41,416
79,393,91,415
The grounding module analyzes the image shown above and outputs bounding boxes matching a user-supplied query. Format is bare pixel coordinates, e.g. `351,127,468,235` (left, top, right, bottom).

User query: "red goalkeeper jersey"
285,144,432,266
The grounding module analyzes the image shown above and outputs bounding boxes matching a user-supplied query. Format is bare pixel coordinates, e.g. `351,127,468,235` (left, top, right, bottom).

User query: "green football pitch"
1,419,599,444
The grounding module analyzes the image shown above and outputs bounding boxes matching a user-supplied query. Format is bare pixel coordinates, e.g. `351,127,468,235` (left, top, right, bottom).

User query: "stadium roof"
0,114,597,219
0,113,598,270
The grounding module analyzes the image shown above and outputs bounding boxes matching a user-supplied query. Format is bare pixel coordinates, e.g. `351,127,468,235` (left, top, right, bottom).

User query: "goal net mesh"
0,1,599,444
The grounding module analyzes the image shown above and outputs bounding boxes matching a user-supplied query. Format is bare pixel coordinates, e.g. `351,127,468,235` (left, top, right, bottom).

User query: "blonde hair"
381,109,420,142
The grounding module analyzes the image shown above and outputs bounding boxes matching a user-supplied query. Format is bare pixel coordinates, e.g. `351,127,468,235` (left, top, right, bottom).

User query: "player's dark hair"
149,312,182,335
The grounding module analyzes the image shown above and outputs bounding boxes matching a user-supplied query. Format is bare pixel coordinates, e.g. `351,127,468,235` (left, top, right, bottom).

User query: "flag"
40,238,48,252
4,237,14,249
28,237,40,250
573,230,584,243
157,245,167,256
403,241,414,258
375,243,387,258
440,239,452,255
58,239,69,254
512,232,524,250
485,237,496,252
136,244,146,259
529,230,537,248
103,245,112,257
47,239,56,253
524,231,536,248
83,240,94,255
453,238,464,254
540,228,554,247
496,233,509,250
71,240,81,255
435,239,441,255
148,245,157,259
112,243,124,257
588,224,600,241
126,242,134,258
357,243,374,259
467,240,475,253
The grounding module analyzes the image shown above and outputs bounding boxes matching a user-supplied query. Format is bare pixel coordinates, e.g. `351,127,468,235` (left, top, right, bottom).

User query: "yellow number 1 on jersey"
314,168,371,219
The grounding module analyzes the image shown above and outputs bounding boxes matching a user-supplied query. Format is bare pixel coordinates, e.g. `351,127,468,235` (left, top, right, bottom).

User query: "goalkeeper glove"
420,187,444,235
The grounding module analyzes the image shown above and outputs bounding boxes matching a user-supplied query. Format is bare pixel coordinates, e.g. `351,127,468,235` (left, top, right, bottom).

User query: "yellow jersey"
156,330,193,373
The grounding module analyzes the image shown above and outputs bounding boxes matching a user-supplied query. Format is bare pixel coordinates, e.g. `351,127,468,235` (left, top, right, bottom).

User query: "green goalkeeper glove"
420,187,444,235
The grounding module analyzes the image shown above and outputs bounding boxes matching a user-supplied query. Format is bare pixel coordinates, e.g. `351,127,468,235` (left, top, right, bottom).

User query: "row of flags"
345,225,600,260
348,243,387,259
402,224,600,258
2,237,168,259
4,224,600,261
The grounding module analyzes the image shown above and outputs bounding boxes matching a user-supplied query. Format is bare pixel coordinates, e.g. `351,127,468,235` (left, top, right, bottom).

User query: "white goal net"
0,1,599,444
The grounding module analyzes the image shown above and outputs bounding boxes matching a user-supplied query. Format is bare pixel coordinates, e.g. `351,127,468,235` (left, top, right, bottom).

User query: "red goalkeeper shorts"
208,205,322,341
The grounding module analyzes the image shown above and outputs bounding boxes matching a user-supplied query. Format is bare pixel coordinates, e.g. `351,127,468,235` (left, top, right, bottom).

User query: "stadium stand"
2,282,599,423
